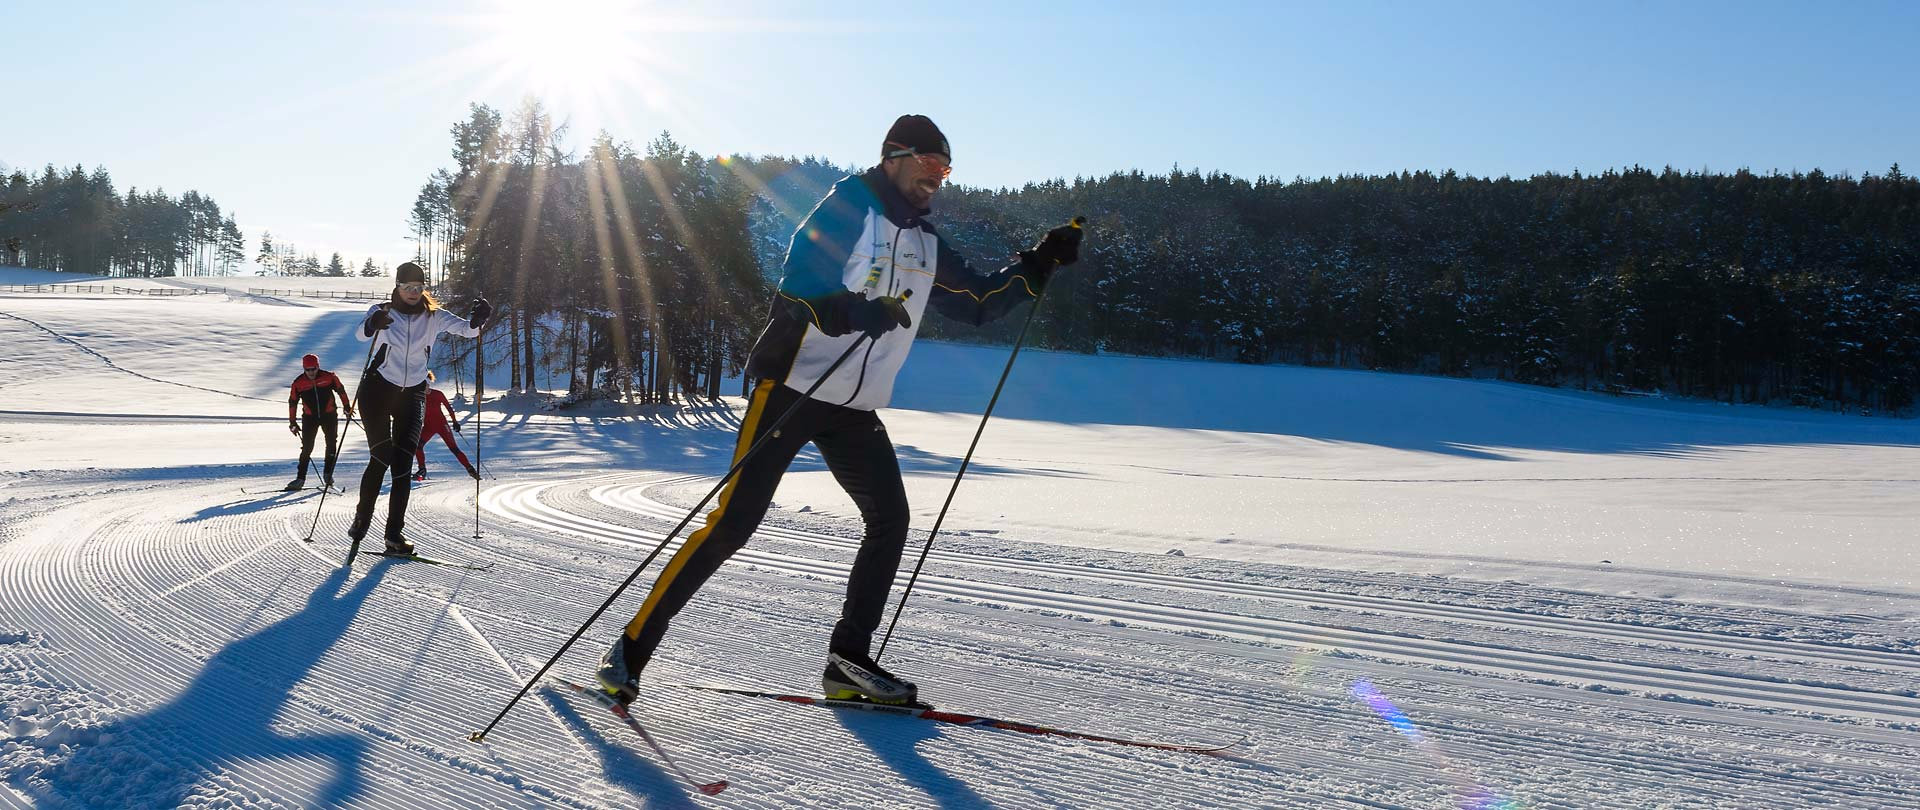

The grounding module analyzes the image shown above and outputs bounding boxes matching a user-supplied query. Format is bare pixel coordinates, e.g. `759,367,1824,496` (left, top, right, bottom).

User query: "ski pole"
876,218,1082,662
470,298,905,743
473,329,484,540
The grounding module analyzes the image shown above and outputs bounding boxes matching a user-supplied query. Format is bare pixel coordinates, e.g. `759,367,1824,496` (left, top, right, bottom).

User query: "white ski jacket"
356,303,481,388
744,167,1052,410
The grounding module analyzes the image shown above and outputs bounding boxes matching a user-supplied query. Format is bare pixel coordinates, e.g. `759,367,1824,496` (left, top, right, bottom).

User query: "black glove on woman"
363,305,393,337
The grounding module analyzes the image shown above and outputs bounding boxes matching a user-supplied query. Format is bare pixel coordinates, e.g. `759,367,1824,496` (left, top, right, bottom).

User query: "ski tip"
697,781,729,795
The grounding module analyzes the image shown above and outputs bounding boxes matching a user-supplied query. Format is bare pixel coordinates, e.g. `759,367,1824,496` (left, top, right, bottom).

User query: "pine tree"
256,231,277,276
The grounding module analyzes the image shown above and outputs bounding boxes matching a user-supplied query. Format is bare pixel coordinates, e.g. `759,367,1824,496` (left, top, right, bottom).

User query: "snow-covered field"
2,287,1917,808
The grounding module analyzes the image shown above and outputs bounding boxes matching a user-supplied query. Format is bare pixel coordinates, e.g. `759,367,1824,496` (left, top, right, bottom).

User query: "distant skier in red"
413,371,476,482
286,353,351,491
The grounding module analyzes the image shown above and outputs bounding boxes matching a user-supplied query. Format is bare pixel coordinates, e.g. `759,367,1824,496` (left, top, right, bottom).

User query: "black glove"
846,294,912,338
468,298,492,329
288,418,300,436
452,419,463,434
1023,218,1085,268
364,305,393,336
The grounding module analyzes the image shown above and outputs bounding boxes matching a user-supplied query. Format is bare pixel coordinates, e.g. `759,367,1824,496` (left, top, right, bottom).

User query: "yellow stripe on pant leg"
624,379,778,639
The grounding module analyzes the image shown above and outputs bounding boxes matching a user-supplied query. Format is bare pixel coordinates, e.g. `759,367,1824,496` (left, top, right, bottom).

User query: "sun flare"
477,0,656,112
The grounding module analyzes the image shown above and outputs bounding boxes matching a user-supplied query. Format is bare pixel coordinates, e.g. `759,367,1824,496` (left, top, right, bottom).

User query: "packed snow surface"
2,286,1917,808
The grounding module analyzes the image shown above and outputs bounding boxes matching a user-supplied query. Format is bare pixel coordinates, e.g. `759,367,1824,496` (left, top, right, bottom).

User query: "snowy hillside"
2,289,1917,808
0,267,109,286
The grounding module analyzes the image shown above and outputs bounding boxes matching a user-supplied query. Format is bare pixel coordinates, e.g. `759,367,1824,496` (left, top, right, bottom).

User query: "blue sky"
5,0,1915,273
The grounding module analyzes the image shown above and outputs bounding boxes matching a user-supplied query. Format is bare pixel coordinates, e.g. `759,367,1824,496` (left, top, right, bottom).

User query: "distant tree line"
427,102,1919,414
253,231,387,278
0,164,245,276
930,165,1920,413
730,161,1919,414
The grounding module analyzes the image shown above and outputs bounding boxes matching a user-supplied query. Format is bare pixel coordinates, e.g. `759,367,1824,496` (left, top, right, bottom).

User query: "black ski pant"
352,374,426,540
296,413,340,482
619,379,910,671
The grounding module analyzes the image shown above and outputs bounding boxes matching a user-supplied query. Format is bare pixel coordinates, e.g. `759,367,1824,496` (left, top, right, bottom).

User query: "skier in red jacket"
286,353,352,490
413,371,476,482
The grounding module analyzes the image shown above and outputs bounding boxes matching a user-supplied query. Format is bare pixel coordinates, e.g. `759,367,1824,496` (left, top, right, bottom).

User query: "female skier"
349,261,491,555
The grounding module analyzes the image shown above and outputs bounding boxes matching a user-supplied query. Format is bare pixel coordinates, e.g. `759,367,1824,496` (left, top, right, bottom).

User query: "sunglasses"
397,282,426,293
884,141,951,180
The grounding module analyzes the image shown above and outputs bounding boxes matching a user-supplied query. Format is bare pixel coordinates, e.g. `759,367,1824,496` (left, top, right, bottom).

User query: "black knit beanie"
396,261,426,284
883,115,950,161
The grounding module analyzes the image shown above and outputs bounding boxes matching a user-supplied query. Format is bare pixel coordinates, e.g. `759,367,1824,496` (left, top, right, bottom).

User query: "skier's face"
885,151,949,209
303,368,317,378
396,282,425,306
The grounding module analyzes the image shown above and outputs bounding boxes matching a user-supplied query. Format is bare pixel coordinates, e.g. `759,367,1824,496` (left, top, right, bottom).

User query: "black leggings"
353,374,426,539
619,379,910,669
297,414,340,480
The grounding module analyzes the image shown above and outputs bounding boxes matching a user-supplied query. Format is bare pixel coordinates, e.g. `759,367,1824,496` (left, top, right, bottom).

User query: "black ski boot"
596,635,644,706
383,535,414,557
347,514,371,542
823,651,918,706
284,476,306,492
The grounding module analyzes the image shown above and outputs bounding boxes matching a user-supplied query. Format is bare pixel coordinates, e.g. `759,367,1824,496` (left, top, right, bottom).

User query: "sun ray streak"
584,145,632,382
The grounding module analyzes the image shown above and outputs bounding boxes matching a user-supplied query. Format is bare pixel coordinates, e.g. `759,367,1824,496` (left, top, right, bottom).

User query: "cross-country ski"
357,550,494,571
671,683,1242,754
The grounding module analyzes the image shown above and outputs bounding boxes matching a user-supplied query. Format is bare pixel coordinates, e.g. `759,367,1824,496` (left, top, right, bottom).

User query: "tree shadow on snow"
834,711,995,810
34,564,390,809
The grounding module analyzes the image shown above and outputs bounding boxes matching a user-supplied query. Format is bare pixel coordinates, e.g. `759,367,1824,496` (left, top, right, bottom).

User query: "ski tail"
541,673,728,795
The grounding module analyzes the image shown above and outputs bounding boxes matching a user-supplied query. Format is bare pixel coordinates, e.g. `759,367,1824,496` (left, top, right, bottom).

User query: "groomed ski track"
3,466,1917,808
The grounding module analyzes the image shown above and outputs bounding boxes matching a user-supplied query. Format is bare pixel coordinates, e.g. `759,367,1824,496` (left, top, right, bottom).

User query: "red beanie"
302,353,319,369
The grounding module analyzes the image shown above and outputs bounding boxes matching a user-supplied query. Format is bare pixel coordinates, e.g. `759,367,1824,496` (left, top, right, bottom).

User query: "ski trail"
154,536,278,600
479,476,1920,724
6,470,1917,808
597,476,1920,670
0,309,274,403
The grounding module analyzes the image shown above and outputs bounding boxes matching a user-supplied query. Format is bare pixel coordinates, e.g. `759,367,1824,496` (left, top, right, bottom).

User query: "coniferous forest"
424,101,1917,414
10,100,1914,414
1,165,245,276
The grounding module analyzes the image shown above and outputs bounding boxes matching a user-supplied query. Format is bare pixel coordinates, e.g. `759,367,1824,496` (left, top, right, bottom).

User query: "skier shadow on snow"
833,712,994,810
38,564,391,809
537,693,701,809
184,490,314,523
